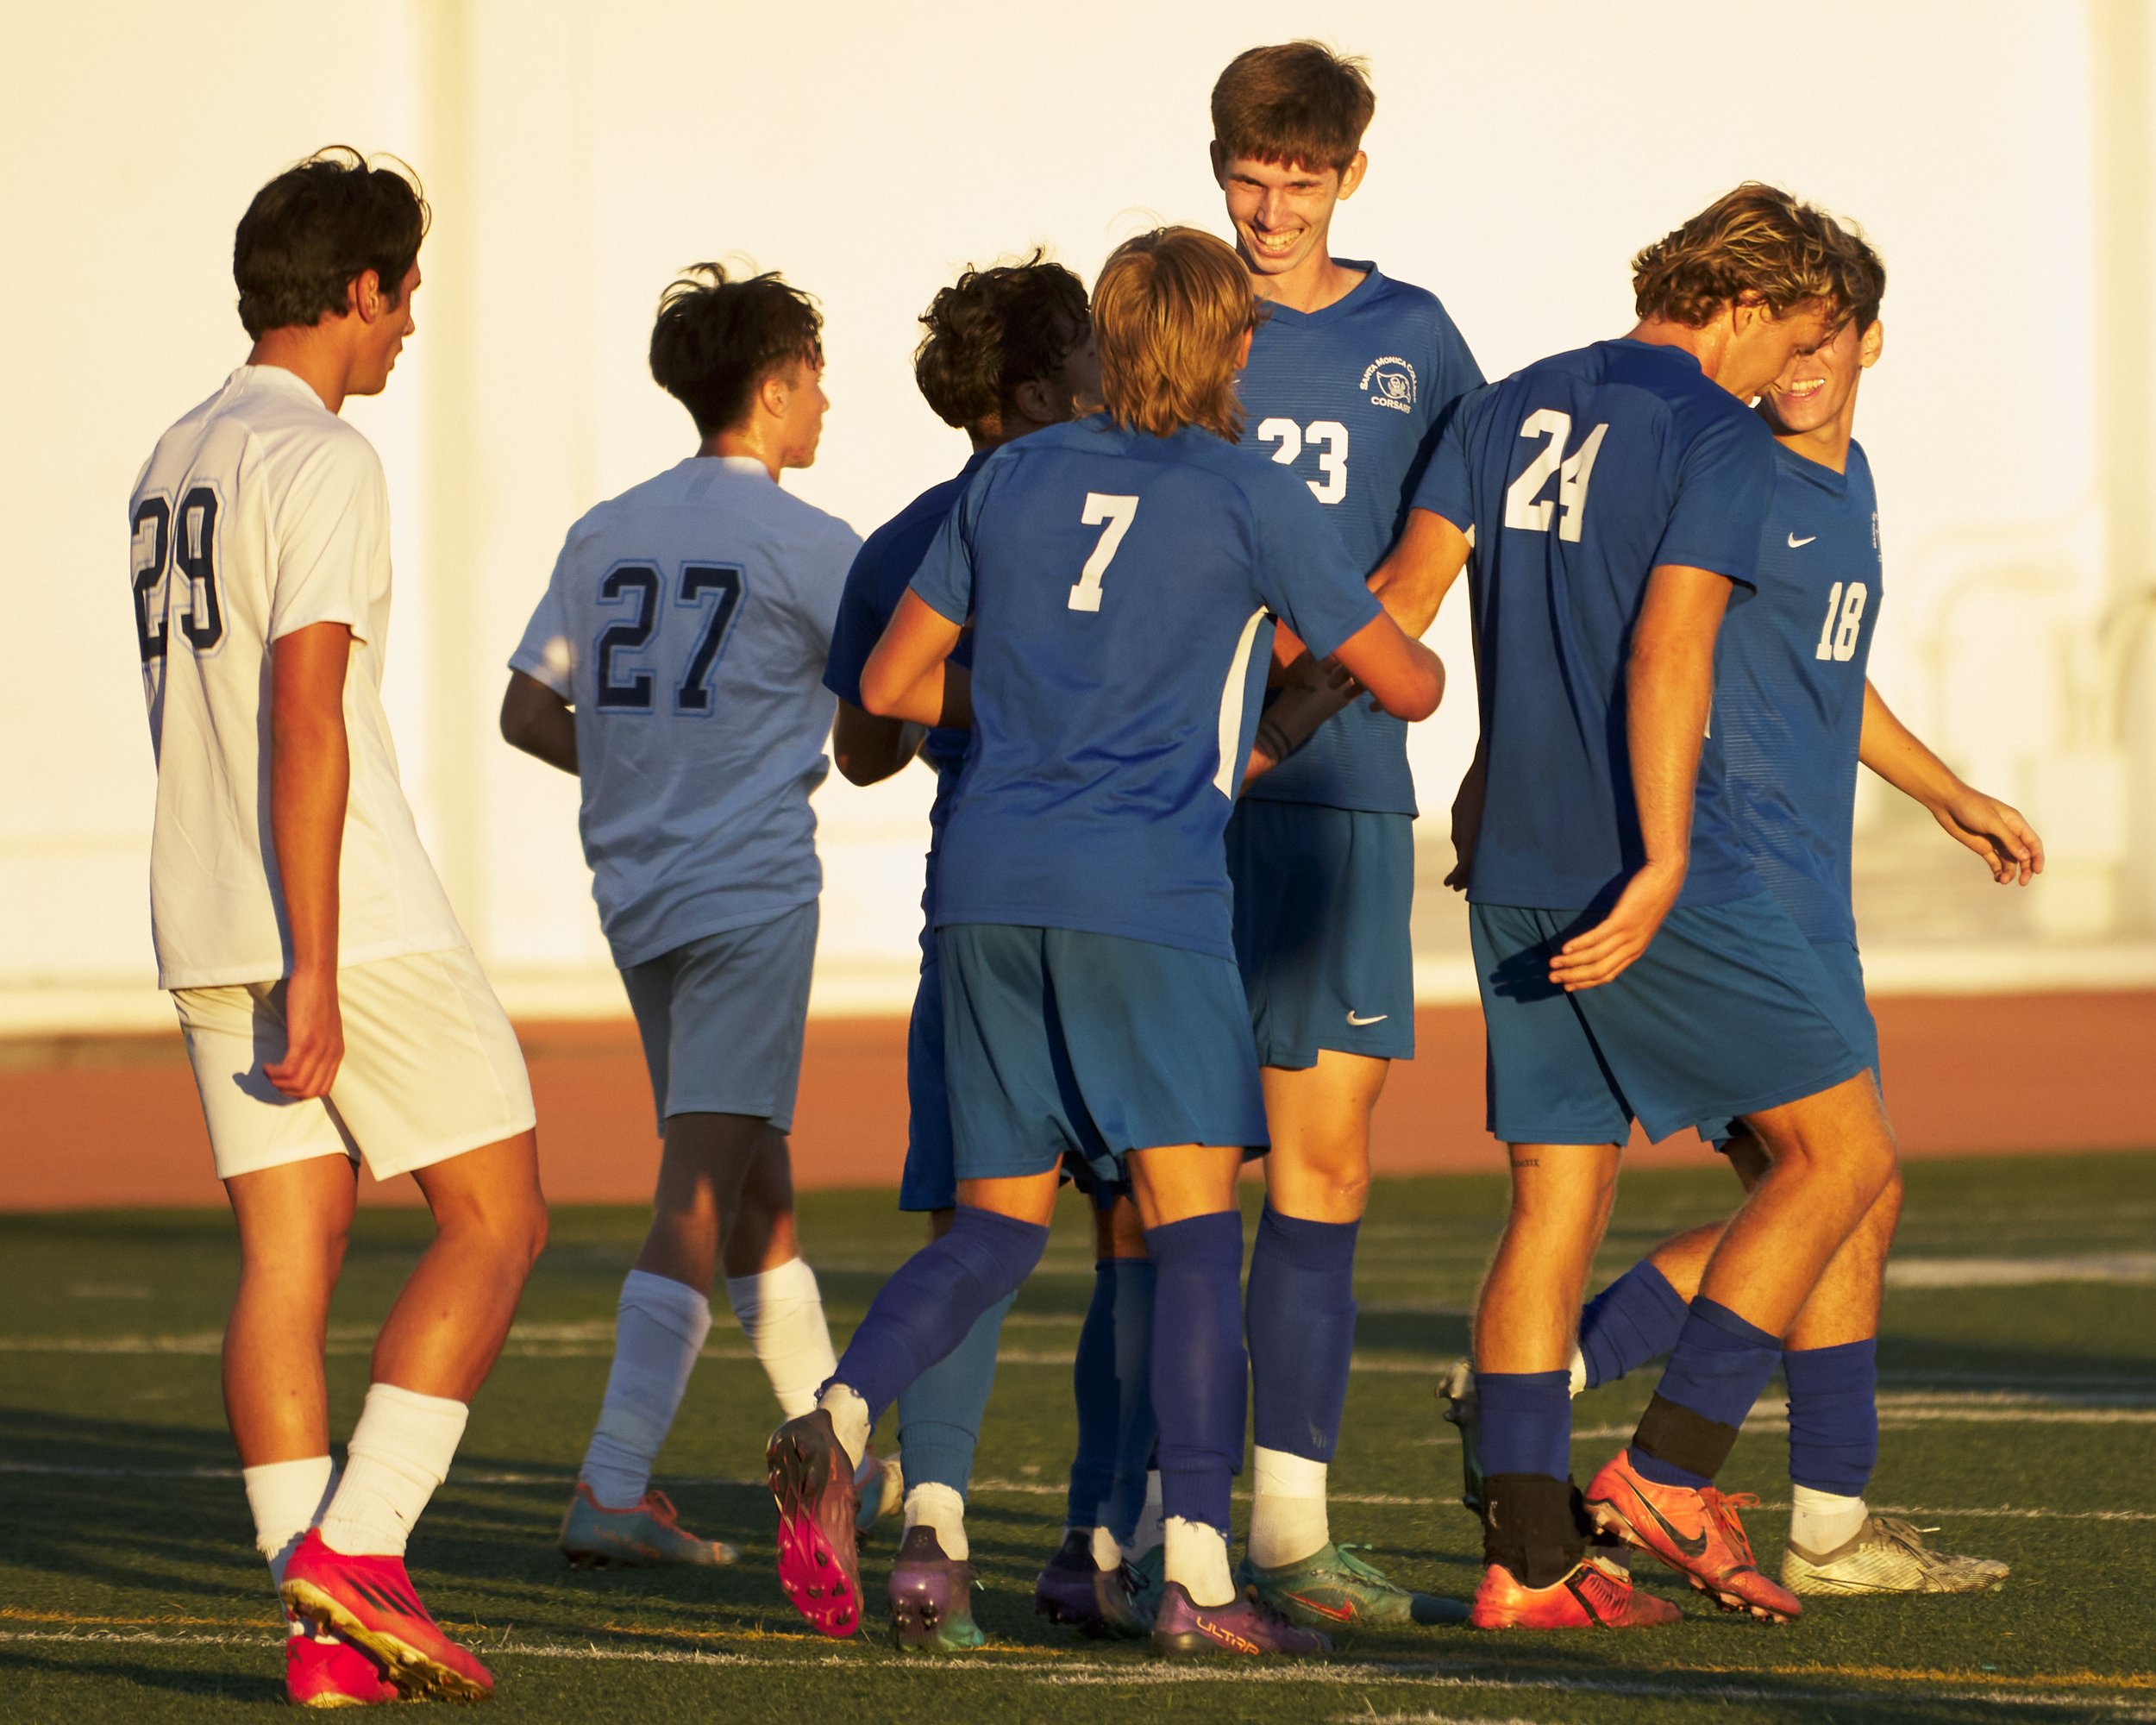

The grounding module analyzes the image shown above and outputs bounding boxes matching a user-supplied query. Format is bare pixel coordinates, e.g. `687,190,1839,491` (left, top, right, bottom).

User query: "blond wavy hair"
1094,228,1262,442
1633,184,1877,329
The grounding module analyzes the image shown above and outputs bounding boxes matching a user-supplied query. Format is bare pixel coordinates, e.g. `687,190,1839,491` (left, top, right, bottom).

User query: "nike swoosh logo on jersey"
1346,1011,1388,1026
1634,1492,1711,1559
1787,532,1817,548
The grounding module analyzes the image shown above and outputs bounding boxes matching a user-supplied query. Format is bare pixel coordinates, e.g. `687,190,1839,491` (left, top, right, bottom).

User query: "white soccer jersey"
511,456,860,969
130,365,466,989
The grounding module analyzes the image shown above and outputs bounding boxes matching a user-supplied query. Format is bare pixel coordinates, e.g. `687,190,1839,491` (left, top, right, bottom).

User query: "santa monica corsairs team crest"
1360,354,1417,413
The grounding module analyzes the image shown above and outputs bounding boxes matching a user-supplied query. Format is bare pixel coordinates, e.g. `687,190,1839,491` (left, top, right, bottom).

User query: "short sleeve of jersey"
822,539,889,707
908,465,993,625
267,430,387,643
1651,411,1776,587
1245,468,1382,658
508,531,579,699
790,517,861,664
1409,407,1475,533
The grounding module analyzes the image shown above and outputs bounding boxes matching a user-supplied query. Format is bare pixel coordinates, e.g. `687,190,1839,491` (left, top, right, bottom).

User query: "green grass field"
3,1151,2154,1723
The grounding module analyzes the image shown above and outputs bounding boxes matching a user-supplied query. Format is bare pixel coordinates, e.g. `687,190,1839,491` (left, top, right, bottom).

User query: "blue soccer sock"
895,1289,1017,1502
1144,1210,1246,1536
1783,1337,1878,1497
1631,1296,1783,1490
1577,1260,1690,1389
1476,1370,1573,1482
1065,1257,1158,1541
1246,1207,1358,1463
830,1206,1049,1424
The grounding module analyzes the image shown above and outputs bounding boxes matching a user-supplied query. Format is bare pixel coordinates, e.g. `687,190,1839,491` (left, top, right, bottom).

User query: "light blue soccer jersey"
909,414,1383,962
1414,339,1776,910
511,456,860,968
1718,441,1883,944
1236,261,1482,813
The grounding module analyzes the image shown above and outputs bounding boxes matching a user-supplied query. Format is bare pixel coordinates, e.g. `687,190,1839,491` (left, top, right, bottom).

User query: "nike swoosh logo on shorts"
1787,532,1817,548
1635,1492,1710,1559
1345,1011,1388,1026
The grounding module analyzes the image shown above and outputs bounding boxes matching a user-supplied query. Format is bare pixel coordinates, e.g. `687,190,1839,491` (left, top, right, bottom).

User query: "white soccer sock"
726,1257,838,1419
1247,1446,1330,1570
242,1454,335,1601
580,1270,713,1509
818,1383,871,1471
1163,1515,1235,1608
317,1383,469,1559
1789,1484,1869,1555
1087,1525,1123,1571
903,1481,968,1561
1123,1469,1165,1562
1568,1346,1588,1398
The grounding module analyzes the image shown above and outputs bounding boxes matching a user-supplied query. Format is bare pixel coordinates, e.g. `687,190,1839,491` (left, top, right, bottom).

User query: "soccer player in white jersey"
501,265,866,1567
129,148,548,1707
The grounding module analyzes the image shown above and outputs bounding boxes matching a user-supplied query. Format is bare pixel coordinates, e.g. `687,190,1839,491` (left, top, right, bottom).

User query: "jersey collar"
1256,259,1382,328
235,363,335,411
1773,437,1852,498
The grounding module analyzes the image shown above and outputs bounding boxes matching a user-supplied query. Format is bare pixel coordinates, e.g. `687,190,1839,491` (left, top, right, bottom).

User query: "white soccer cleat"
1782,1515,2010,1596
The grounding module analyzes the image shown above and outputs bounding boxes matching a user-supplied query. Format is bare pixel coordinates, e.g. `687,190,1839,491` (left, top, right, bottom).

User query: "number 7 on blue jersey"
1068,492,1139,612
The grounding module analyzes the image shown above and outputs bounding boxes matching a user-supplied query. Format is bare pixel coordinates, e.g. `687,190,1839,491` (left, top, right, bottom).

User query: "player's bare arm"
1329,611,1444,720
1369,507,1471,638
262,621,353,1099
1858,678,2042,884
1551,565,1731,991
499,669,578,775
830,702,924,786
861,590,966,727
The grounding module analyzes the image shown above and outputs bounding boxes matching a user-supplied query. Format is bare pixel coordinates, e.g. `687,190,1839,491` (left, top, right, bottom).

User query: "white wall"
3,0,2145,1032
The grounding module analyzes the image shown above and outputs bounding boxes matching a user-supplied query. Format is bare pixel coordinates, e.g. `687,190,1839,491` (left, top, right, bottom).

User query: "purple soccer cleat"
1033,1529,1152,1639
1150,1581,1332,1658
766,1409,864,1637
887,1525,985,1650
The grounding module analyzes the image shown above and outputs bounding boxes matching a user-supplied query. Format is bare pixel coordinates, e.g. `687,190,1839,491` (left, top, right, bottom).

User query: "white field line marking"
1886,1253,2156,1288
4,1629,2153,1716
6,1457,2149,1527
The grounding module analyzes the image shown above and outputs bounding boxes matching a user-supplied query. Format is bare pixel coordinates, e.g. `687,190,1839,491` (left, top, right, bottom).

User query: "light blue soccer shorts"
1470,891,1866,1146
619,900,818,1134
937,923,1269,1192
1225,800,1416,1068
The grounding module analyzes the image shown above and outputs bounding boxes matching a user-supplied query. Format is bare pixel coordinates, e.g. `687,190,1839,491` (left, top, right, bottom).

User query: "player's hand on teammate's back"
1547,858,1686,992
265,967,344,1099
1933,788,2044,886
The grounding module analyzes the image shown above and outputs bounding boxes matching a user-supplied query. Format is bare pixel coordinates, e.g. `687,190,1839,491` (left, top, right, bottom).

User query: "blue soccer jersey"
1237,262,1482,813
909,414,1383,961
822,453,986,957
1717,441,1883,944
1414,339,1776,910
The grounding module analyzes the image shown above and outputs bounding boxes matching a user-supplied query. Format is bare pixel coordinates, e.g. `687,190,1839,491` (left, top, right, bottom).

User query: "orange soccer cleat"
1583,1449,1802,1622
1467,1553,1682,1629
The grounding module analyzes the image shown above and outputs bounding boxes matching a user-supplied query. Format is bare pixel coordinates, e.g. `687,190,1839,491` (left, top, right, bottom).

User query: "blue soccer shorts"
1470,892,1866,1146
1225,801,1415,1069
1699,937,1880,1148
937,923,1269,1191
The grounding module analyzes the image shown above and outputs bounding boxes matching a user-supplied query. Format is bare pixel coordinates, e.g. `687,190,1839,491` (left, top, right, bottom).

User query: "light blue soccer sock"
895,1290,1016,1501
1577,1260,1690,1389
1065,1257,1159,1540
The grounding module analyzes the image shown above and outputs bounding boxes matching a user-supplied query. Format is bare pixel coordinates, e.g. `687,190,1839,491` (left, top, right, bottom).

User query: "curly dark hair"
233,147,429,339
912,252,1091,436
649,263,824,436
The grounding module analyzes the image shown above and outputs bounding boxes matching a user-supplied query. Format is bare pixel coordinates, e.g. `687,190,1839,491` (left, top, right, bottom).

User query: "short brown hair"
1211,41,1374,172
914,253,1091,436
649,263,823,436
1632,184,1867,329
1093,228,1260,442
234,147,429,339
1827,223,1888,332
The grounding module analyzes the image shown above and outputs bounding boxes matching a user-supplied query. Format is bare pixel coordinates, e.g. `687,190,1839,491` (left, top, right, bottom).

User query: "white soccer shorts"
172,945,536,1182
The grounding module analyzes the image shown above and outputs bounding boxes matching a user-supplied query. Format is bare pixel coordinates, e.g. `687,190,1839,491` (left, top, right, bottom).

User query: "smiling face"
1714,295,1839,402
1212,147,1364,282
1758,315,1883,438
